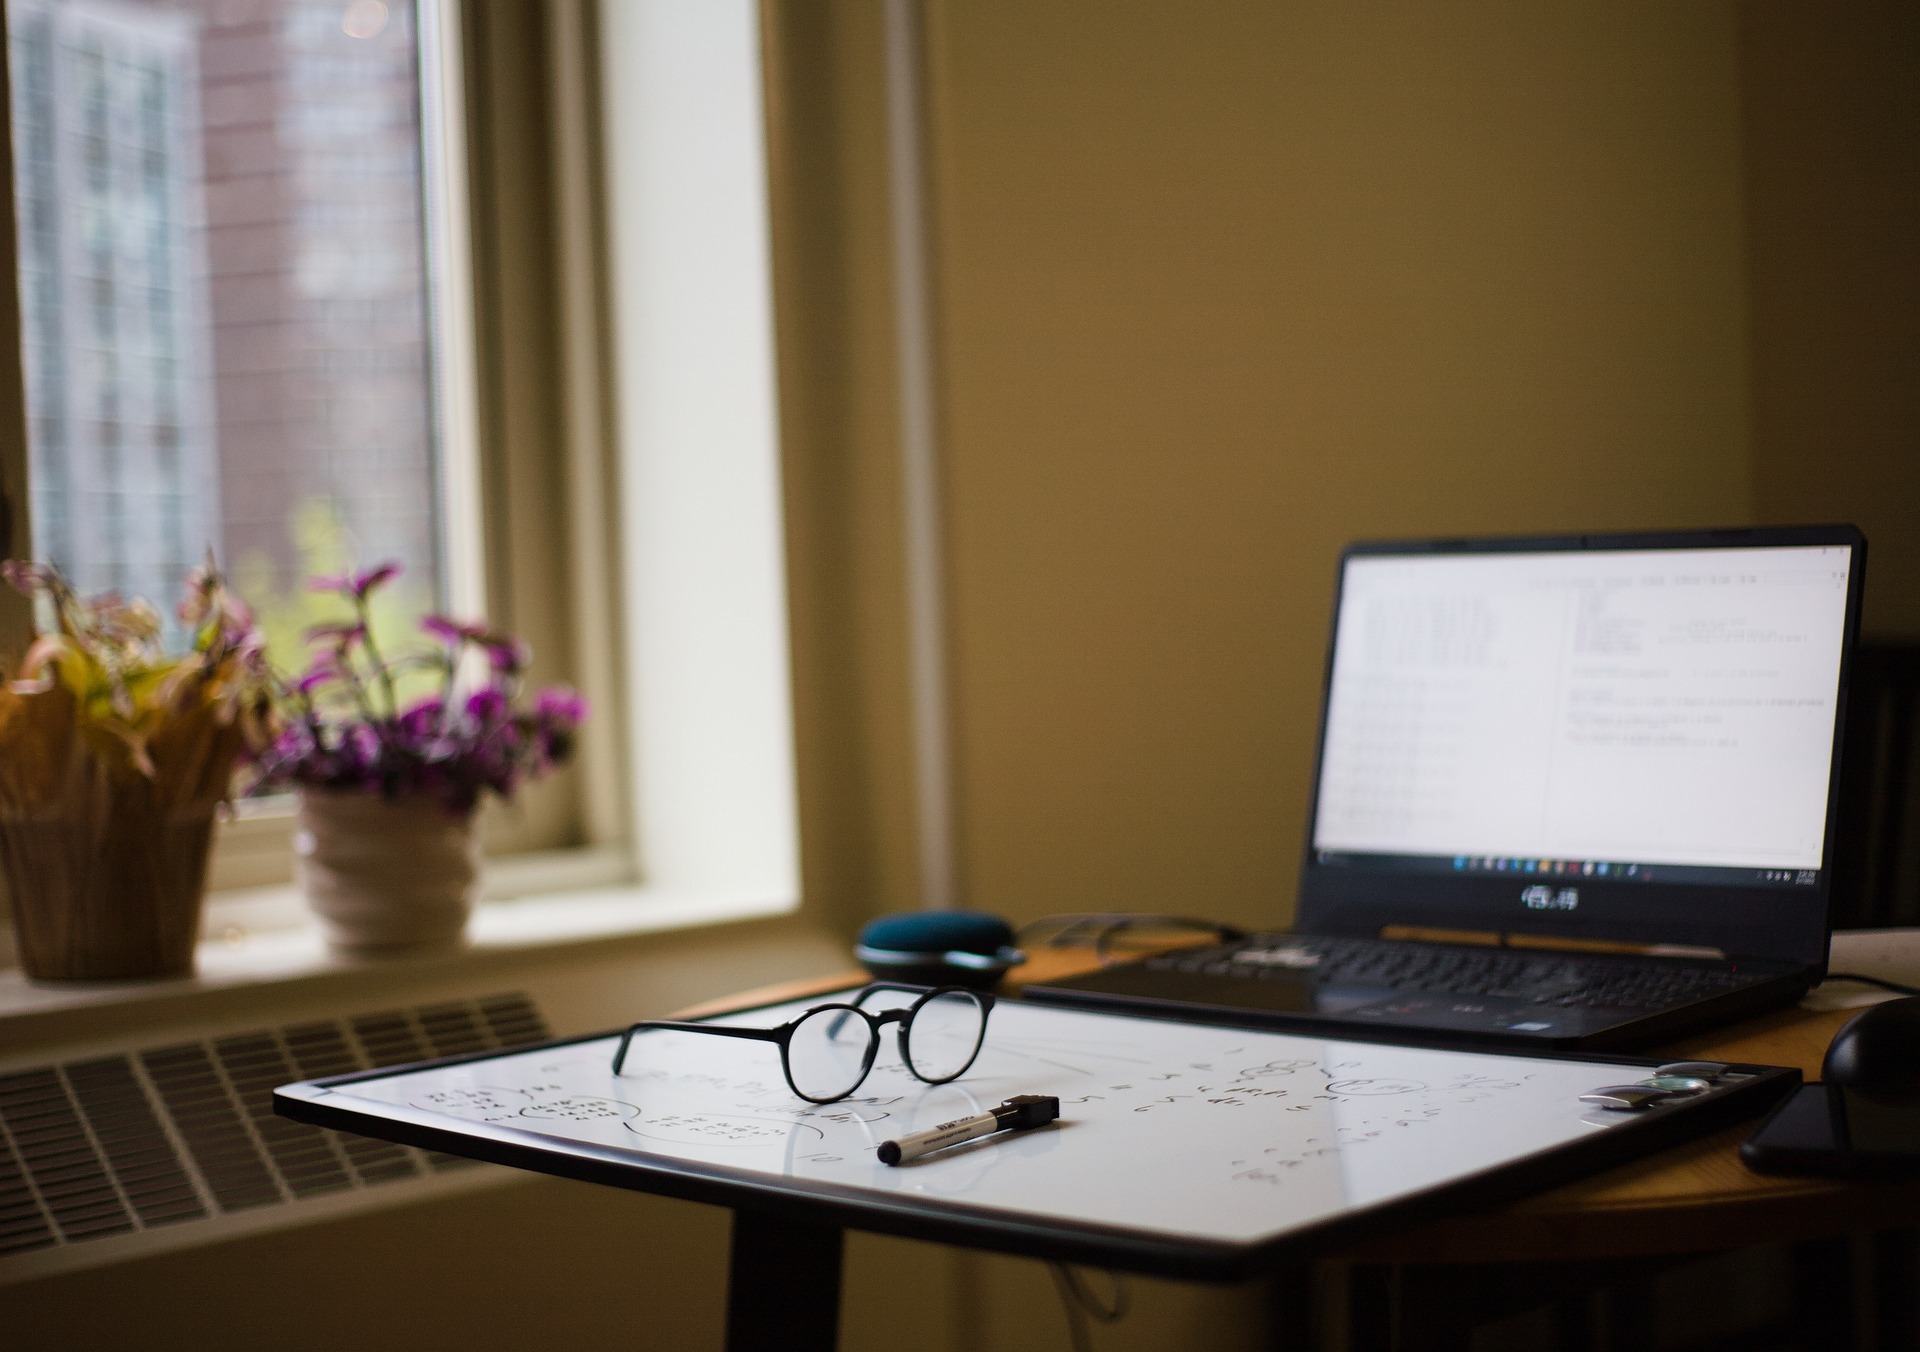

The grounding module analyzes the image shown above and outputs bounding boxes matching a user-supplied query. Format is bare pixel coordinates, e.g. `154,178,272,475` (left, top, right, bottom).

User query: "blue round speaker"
854,911,1025,990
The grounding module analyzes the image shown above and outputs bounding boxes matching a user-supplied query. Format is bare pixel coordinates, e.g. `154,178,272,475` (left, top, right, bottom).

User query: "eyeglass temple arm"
611,1019,785,1074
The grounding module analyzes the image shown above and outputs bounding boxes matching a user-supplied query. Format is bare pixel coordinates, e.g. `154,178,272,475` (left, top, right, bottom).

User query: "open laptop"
1026,526,1866,1048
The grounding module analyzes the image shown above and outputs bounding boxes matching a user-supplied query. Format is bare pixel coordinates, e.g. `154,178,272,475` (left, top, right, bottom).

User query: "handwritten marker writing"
877,1095,1060,1165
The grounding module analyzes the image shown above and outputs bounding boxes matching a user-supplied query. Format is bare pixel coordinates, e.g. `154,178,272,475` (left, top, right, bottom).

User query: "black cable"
1825,972,1920,997
1016,913,1248,966
1047,1263,1130,1352
1047,1264,1092,1352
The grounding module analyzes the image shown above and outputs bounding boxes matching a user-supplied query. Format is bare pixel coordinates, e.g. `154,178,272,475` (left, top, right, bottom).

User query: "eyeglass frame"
610,982,997,1104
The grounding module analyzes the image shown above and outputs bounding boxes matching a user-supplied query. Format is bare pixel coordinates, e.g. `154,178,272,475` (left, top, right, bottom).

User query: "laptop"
1026,526,1866,1048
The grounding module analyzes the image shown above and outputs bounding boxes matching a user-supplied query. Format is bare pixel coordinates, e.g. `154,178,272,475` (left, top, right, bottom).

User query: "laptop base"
1022,940,1813,1050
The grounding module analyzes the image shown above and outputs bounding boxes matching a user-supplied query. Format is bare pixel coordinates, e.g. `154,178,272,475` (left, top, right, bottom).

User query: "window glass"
7,0,441,655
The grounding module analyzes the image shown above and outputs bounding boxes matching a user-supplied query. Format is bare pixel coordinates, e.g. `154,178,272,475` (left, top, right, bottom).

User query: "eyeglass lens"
787,1007,878,1101
903,989,989,1082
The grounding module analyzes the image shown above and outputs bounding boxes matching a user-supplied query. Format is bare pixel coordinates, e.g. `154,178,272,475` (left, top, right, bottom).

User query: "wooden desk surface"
678,947,1920,1266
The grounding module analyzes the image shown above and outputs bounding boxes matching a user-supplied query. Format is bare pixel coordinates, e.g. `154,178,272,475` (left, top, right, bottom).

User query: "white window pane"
8,0,441,653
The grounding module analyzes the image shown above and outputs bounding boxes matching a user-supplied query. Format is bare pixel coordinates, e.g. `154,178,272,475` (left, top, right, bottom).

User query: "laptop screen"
1304,535,1859,950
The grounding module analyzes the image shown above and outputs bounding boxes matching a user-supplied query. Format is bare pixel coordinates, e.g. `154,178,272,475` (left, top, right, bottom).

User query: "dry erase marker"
877,1095,1060,1165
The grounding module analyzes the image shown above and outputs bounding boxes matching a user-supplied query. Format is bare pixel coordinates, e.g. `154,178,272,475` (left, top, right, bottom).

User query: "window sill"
0,876,802,1026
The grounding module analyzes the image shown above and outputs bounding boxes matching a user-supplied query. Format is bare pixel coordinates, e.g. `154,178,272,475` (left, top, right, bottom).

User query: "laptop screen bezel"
1293,524,1867,971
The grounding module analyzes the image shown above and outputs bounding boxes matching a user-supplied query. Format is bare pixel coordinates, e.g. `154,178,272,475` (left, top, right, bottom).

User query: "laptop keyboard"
1142,934,1762,1012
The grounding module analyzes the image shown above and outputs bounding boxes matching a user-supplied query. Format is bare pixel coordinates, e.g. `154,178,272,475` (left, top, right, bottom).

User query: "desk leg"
1872,1228,1917,1352
1790,1236,1856,1352
726,1209,845,1352
1345,1264,1410,1351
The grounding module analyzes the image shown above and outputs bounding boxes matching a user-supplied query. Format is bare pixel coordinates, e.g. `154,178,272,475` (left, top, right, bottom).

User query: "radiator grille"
0,992,548,1258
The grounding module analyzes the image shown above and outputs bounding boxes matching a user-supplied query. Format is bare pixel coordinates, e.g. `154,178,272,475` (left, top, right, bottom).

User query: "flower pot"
0,791,218,981
295,790,480,955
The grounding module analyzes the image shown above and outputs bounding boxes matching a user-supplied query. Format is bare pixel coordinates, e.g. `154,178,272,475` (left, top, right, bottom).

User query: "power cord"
1825,972,1920,997
1047,1263,1130,1352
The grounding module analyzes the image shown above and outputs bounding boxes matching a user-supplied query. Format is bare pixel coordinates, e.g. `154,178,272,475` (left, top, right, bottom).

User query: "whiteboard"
291,995,1782,1260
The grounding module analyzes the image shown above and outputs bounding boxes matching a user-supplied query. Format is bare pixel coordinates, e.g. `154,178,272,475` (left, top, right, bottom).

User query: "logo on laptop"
1521,885,1579,911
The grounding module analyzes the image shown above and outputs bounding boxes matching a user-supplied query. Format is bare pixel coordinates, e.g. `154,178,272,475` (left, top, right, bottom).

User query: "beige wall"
0,1175,1264,1352
917,2,1755,933
768,0,929,937
1741,0,1920,637
777,0,1920,942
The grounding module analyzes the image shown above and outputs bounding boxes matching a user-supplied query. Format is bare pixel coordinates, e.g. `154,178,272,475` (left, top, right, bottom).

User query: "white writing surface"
327,998,1667,1247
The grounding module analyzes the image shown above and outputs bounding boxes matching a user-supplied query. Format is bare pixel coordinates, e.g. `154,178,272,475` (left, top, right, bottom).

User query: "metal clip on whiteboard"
1581,1061,1739,1111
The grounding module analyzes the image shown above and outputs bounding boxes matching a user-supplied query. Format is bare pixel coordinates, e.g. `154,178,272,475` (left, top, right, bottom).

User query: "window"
0,0,804,954
0,0,802,960
7,0,450,651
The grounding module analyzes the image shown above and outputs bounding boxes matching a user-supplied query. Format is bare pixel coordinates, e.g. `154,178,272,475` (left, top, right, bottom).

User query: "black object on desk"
1742,996,1920,1178
1822,995,1920,1100
853,910,1024,989
1742,1084,1920,1178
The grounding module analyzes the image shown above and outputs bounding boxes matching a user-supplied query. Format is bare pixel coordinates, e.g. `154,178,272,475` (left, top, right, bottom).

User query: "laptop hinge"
1376,925,1501,948
1378,925,1727,962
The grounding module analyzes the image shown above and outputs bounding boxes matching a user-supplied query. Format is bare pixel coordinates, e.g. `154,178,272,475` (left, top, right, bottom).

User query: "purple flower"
488,639,531,675
424,614,528,675
534,687,588,726
309,562,401,600
421,613,485,646
303,620,366,648
247,566,591,812
397,698,445,739
295,656,340,696
465,687,508,724
3,560,59,596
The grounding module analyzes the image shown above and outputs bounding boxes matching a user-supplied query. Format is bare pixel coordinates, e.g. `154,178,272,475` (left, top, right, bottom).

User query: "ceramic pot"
294,789,479,955
0,794,217,981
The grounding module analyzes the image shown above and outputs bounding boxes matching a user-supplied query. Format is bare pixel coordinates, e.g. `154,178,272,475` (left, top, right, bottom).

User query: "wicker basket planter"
2,797,217,981
0,690,241,982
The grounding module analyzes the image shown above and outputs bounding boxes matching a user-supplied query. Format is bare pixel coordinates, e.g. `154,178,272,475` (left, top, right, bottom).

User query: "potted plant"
0,558,272,980
247,563,586,955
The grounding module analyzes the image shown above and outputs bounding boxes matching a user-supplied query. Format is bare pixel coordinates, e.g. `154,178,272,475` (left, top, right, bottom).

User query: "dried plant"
0,556,274,812
0,556,277,979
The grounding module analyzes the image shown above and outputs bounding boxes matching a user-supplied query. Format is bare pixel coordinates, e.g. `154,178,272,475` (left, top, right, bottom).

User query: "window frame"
0,0,808,959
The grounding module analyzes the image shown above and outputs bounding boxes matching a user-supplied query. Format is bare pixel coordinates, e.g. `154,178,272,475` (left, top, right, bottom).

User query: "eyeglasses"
611,983,995,1104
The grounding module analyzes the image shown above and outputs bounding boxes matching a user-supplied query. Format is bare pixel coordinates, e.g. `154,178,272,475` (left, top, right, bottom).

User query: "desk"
1329,1002,1914,1264
677,946,1920,1350
685,952,1917,1261
1324,996,1920,1351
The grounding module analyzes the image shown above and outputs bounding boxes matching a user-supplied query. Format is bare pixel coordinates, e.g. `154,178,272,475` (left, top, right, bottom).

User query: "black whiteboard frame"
273,992,1799,1282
